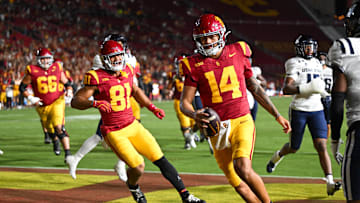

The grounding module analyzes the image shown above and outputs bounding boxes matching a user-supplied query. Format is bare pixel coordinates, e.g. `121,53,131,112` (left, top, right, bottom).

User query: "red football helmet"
193,14,228,56
100,40,125,72
36,48,53,69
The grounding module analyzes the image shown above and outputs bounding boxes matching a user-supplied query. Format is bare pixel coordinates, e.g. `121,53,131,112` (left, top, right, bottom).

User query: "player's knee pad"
56,132,67,140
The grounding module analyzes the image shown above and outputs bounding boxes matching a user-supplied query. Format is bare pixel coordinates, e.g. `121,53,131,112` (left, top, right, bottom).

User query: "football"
203,107,221,137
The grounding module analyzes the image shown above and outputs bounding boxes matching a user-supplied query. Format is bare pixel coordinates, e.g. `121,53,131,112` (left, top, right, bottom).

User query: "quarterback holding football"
180,13,291,203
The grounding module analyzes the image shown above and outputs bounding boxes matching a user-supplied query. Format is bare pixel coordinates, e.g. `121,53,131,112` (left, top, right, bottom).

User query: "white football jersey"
285,56,324,112
328,37,360,126
322,66,333,93
246,66,262,109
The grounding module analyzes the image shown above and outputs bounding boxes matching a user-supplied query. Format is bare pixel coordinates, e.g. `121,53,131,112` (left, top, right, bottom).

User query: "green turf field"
0,96,346,179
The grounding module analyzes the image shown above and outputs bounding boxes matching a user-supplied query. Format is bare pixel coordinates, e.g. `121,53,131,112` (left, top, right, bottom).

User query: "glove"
331,139,344,165
320,90,330,98
147,103,165,119
27,95,43,106
65,89,73,98
92,100,112,113
299,78,325,95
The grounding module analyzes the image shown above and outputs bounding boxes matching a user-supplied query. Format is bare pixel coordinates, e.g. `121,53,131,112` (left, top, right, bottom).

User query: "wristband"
147,103,157,112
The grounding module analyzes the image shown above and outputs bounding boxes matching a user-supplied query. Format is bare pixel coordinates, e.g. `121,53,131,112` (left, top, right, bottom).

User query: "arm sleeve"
330,92,345,140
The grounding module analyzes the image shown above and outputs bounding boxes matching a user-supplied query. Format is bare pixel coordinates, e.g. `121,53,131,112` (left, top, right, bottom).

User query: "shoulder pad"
236,41,252,57
83,70,100,86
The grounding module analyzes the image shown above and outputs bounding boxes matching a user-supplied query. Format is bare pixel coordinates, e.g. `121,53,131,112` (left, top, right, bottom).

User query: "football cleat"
184,132,196,149
182,194,206,203
193,133,200,142
327,181,342,196
190,137,197,149
266,150,283,173
0,149,3,155
128,184,147,203
44,134,51,144
53,140,61,156
184,142,191,150
114,160,128,182
65,155,79,179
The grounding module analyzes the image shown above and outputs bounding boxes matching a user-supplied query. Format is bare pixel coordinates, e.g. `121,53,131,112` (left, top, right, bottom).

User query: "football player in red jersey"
71,40,205,203
20,48,73,159
167,54,198,150
180,14,291,203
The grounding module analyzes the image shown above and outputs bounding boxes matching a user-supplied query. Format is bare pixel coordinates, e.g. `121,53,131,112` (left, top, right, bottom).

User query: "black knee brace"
56,132,67,140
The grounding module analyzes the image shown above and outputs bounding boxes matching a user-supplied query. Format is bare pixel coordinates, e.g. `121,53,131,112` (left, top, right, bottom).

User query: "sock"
65,149,71,156
271,150,282,163
75,134,102,159
179,189,190,200
127,182,139,190
153,156,187,197
326,174,334,184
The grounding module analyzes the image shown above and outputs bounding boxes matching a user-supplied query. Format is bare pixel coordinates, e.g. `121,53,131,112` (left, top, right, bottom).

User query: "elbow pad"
330,92,345,140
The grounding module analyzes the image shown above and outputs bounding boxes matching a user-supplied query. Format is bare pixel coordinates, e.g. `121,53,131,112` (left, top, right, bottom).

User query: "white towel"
215,120,231,150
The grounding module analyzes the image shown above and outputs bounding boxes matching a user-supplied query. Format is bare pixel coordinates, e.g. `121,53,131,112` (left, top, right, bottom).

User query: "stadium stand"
0,0,345,109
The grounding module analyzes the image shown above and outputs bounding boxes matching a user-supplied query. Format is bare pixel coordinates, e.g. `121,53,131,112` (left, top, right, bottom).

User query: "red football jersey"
180,41,253,120
173,78,184,100
25,63,65,106
134,62,141,78
83,66,135,130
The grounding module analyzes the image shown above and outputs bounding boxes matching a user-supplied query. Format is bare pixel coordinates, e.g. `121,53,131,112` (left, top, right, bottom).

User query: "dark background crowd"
0,0,351,109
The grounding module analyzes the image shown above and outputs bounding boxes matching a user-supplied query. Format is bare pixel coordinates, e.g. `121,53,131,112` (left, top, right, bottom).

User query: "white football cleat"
66,155,79,179
0,149,3,155
114,160,128,182
327,181,342,196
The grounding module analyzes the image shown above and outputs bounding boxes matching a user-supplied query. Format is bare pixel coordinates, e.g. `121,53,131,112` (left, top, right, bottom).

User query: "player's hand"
92,100,112,113
331,139,344,165
27,95,43,106
276,115,291,134
310,78,326,94
193,108,210,129
65,89,73,97
147,104,165,119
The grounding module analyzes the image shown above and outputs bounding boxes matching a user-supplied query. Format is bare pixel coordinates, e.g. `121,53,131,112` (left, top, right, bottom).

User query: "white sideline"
0,165,340,179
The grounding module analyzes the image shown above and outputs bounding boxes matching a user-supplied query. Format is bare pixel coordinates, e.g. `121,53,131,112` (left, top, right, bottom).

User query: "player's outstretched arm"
71,86,97,110
246,77,291,133
132,84,165,119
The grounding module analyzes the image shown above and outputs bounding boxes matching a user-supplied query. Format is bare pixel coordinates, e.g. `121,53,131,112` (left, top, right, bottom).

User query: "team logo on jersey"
195,62,204,67
216,61,220,66
229,52,236,57
102,78,109,82
120,71,128,78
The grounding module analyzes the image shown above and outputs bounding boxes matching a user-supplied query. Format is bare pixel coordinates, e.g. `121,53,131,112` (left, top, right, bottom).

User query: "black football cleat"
53,140,61,156
182,194,206,203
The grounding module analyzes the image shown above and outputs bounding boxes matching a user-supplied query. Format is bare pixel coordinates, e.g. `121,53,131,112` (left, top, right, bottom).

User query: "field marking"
0,165,336,180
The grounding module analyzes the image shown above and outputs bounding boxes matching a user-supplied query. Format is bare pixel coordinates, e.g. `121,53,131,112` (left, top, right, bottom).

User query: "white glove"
299,78,325,95
27,95,43,106
320,90,330,98
65,89,73,98
331,139,344,165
